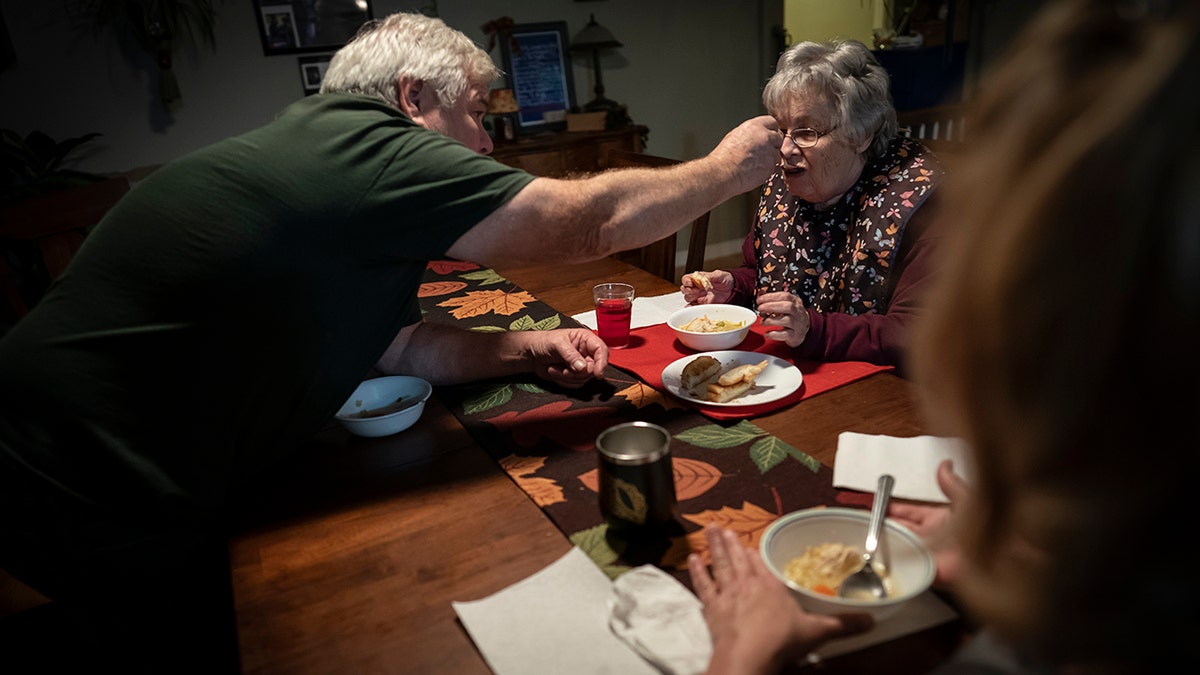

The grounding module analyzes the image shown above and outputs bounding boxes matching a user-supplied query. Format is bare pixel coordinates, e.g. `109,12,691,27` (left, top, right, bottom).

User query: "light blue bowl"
335,376,433,438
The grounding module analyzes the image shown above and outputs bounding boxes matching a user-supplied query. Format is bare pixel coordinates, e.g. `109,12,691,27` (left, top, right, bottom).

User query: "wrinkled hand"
689,525,873,675
887,460,970,589
681,270,734,305
708,115,783,195
755,291,811,347
526,328,609,388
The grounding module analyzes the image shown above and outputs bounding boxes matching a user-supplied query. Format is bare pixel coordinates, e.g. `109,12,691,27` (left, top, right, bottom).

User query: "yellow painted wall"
784,0,886,45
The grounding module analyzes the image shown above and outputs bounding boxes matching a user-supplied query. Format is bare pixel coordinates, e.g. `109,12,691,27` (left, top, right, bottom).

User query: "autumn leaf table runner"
421,261,959,669
419,260,887,581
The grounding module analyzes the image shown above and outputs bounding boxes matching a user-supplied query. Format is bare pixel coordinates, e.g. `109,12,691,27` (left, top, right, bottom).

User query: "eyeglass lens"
785,129,820,147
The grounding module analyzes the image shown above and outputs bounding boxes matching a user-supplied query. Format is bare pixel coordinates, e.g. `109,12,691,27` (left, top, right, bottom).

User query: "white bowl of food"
759,507,935,622
667,304,757,351
335,376,433,438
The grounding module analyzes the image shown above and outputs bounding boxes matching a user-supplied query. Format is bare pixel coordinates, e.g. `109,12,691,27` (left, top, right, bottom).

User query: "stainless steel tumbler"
596,421,677,535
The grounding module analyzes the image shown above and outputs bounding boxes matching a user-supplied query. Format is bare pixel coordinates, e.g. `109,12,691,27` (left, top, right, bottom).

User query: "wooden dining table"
227,256,966,674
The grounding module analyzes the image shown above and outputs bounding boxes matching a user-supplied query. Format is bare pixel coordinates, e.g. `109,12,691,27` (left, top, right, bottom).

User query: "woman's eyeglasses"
779,127,835,148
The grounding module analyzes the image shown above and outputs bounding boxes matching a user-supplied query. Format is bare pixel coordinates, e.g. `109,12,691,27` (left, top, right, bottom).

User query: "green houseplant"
0,129,105,206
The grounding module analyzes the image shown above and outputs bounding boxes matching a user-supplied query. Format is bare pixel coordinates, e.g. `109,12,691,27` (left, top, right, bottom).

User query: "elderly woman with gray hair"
682,39,945,374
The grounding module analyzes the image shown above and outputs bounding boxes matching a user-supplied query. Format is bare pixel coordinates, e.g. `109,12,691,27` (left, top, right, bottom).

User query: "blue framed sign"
499,22,578,135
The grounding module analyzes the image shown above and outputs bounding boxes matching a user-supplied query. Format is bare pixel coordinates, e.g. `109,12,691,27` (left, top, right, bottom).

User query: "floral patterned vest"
753,137,942,315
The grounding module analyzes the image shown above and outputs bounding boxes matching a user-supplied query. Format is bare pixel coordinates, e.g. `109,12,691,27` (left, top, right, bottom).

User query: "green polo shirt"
0,94,534,517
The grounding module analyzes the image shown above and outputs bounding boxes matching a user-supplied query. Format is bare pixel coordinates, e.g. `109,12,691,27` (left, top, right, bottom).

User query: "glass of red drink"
592,282,635,349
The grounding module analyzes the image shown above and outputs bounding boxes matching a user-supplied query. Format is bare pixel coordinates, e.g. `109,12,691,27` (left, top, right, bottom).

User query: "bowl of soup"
759,507,935,622
667,304,757,351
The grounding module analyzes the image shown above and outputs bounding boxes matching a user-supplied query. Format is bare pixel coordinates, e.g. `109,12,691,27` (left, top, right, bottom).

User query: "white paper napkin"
452,547,659,675
833,432,972,503
573,292,686,330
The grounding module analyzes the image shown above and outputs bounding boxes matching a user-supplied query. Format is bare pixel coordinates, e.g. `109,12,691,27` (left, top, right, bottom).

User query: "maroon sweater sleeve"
726,231,759,306
793,193,943,375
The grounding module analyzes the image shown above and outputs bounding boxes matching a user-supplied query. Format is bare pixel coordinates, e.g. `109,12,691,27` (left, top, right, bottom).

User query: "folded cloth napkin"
606,322,892,420
833,432,973,503
609,565,713,675
574,292,688,330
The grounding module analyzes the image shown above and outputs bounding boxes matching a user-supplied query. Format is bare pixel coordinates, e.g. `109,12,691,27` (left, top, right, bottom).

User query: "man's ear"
397,76,423,117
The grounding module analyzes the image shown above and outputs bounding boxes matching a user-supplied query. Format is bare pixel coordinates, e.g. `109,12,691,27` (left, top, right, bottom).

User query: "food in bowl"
345,394,423,419
760,508,935,621
678,314,745,333
679,354,767,403
668,304,758,351
784,542,893,597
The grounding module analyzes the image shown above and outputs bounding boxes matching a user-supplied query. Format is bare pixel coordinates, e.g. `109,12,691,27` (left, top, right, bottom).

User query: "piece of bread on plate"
704,378,757,403
681,355,722,393
704,359,769,403
717,360,768,386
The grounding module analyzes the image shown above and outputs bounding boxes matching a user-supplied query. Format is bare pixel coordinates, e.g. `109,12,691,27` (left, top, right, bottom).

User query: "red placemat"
606,322,892,420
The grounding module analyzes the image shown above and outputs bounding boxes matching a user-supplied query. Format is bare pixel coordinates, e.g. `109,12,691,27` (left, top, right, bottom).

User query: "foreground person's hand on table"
688,524,874,675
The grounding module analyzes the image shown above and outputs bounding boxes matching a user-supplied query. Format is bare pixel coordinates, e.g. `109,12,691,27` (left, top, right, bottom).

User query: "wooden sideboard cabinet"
490,125,649,177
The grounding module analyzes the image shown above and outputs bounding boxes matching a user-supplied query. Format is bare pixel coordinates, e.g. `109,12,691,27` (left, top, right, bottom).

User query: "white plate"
661,351,802,407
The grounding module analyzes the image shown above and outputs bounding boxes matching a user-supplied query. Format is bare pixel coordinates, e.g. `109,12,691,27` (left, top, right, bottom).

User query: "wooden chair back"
898,103,966,142
601,149,710,282
897,103,967,160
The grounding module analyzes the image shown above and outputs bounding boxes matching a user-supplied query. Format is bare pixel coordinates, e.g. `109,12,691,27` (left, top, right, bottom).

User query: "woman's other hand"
681,270,734,305
755,291,811,346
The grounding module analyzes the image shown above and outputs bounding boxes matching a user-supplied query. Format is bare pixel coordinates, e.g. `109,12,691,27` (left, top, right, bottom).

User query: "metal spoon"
839,473,895,600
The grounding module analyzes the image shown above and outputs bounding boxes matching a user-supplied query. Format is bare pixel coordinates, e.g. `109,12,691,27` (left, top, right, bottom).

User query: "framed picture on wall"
298,54,333,95
499,22,577,135
254,0,374,56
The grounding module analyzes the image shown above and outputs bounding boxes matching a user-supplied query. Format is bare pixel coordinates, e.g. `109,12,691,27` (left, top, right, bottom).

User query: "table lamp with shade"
487,87,520,141
570,14,630,127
